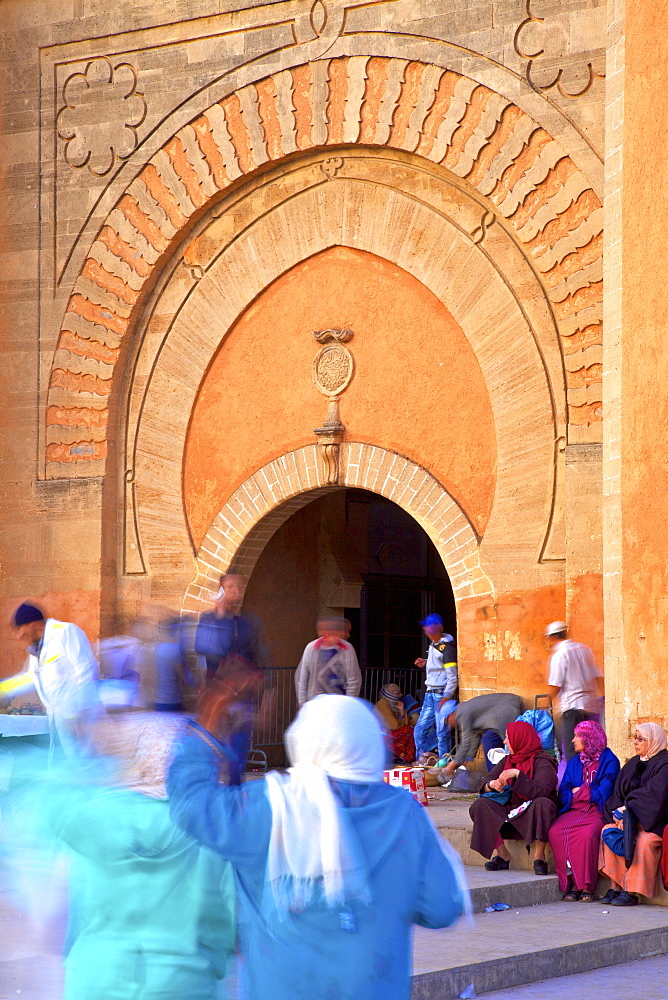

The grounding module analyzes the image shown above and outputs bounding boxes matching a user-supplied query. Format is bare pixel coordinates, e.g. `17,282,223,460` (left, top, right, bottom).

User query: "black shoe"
600,888,621,903
533,860,549,875
610,891,639,907
485,855,510,871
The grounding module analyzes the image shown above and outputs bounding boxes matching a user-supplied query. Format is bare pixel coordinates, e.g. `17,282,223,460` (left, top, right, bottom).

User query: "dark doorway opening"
344,490,455,703
243,487,456,759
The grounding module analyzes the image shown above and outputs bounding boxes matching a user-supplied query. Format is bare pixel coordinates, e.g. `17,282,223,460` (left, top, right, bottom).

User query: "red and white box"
383,767,428,807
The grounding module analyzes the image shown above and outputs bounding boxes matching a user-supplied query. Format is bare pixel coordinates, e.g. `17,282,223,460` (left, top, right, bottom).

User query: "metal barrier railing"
254,666,425,751
360,666,425,706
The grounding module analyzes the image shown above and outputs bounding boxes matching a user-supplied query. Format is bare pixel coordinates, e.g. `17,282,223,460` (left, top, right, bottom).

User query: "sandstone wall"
602,0,668,750
0,1,608,731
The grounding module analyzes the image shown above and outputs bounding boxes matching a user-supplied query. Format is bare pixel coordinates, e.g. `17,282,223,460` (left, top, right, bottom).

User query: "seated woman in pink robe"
548,721,620,901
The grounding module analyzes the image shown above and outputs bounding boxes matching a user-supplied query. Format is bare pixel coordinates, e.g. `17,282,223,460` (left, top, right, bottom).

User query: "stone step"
428,793,668,906
464,864,561,912
412,898,668,998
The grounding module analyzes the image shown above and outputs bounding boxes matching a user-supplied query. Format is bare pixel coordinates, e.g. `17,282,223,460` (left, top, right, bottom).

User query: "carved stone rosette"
312,329,354,484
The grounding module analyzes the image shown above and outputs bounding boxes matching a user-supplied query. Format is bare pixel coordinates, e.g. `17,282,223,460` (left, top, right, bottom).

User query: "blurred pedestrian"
413,614,457,763
545,621,602,761
154,617,199,712
5,713,236,1000
374,683,415,764
2,603,101,753
195,574,270,682
168,693,469,1000
97,624,143,709
295,614,361,705
194,574,272,779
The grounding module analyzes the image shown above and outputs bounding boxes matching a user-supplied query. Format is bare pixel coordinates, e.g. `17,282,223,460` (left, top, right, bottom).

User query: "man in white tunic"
2,603,100,750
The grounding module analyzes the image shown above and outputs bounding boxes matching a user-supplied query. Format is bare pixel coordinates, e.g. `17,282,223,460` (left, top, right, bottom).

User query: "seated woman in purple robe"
548,721,620,901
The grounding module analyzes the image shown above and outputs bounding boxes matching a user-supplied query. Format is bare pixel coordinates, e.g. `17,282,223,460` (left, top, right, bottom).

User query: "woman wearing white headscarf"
599,722,668,906
168,693,469,1000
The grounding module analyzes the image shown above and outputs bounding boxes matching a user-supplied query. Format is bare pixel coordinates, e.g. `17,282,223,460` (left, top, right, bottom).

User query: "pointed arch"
46,56,602,477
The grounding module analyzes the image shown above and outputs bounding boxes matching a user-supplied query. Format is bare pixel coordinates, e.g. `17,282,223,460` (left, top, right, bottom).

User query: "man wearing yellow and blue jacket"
413,612,457,762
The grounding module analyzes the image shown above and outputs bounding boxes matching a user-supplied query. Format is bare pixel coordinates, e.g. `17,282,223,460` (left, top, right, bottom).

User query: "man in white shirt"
2,602,101,751
545,620,602,761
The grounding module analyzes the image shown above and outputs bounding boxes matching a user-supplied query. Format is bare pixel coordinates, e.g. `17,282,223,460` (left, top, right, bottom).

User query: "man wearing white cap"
545,621,602,761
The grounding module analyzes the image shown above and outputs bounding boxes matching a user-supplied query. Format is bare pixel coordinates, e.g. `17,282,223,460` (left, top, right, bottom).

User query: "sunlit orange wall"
0,590,100,679
619,3,668,727
457,586,566,704
184,247,497,548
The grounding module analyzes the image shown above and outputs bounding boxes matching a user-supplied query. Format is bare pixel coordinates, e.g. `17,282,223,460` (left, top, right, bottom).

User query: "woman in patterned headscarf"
549,720,620,900
600,722,668,906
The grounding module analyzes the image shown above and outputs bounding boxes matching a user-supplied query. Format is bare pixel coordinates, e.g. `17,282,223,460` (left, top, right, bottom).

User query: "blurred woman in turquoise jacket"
5,713,236,1000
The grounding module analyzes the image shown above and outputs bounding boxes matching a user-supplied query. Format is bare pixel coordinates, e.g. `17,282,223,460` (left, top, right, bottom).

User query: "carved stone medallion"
312,343,354,397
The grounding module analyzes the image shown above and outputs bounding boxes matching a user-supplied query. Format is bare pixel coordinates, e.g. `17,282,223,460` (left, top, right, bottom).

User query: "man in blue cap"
413,614,458,763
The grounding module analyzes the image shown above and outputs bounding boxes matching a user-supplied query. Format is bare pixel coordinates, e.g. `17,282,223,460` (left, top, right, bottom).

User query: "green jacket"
35,783,235,1000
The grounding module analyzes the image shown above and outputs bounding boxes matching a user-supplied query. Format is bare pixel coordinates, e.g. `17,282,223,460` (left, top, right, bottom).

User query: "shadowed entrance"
242,488,455,761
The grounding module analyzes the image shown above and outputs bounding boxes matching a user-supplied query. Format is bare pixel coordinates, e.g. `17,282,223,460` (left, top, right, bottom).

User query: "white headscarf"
637,722,668,761
264,695,386,914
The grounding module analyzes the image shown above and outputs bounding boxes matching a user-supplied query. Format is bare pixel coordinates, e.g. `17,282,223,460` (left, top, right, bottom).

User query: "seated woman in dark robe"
549,720,620,901
599,722,668,906
469,720,558,875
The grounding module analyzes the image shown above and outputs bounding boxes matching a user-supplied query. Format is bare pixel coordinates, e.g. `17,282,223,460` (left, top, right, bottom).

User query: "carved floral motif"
57,57,146,176
514,1,605,99
311,329,354,483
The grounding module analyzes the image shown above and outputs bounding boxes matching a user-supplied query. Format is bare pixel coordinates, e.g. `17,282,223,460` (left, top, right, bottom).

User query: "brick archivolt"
46,56,603,477
131,176,557,597
182,444,492,615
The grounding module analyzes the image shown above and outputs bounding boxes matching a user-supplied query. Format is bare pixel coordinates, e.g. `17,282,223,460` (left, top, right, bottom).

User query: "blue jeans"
481,729,505,771
414,691,452,759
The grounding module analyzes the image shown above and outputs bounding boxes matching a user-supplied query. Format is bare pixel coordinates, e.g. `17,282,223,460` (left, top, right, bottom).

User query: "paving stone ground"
4,879,668,1000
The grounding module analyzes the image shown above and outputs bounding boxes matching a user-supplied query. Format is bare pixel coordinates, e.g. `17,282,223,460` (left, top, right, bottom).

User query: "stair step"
411,898,668,998
430,795,668,908
464,865,561,912
430,798,553,871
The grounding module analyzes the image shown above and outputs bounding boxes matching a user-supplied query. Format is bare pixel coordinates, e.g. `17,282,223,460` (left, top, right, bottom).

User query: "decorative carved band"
46,55,603,478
